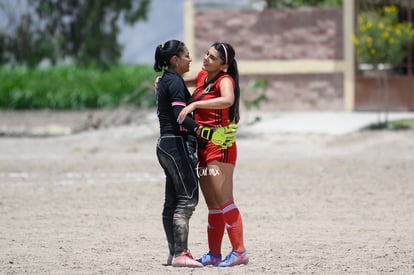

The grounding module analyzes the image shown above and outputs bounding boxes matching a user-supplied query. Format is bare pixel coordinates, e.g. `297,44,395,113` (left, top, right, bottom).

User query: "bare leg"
199,160,234,208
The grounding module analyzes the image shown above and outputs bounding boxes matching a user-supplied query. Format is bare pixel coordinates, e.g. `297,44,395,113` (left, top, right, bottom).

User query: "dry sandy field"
0,110,413,274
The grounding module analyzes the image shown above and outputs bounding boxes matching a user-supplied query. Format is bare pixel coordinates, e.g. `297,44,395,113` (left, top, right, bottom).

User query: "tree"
0,0,150,69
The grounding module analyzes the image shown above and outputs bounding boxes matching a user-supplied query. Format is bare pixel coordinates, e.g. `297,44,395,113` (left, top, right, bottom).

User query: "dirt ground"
0,110,413,274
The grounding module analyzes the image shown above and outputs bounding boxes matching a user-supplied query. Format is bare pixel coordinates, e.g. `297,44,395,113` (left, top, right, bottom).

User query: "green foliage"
0,0,150,69
353,5,414,66
265,0,342,8
241,79,268,125
0,65,157,110
242,79,268,111
365,117,414,130
389,118,414,129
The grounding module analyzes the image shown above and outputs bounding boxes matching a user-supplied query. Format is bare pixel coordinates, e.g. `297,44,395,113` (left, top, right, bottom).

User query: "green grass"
365,118,414,130
388,118,414,130
0,65,159,109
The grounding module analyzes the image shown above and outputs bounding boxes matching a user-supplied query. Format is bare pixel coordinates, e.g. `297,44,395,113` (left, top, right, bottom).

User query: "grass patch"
365,117,414,130
0,65,158,110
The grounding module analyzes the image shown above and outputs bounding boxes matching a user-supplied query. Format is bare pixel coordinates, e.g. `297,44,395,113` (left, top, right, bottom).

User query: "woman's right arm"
184,74,197,87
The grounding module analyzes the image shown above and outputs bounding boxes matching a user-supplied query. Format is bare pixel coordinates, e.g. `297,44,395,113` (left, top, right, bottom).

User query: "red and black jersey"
192,70,235,128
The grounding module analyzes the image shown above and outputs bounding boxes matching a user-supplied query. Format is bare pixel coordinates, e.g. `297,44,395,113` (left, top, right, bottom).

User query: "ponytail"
153,40,186,72
228,58,240,124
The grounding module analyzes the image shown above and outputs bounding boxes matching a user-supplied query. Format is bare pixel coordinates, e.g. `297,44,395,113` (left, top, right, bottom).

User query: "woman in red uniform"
154,40,237,268
178,42,248,267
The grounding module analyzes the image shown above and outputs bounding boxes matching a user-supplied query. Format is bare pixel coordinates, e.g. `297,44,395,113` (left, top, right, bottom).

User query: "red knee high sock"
221,201,245,254
207,208,225,256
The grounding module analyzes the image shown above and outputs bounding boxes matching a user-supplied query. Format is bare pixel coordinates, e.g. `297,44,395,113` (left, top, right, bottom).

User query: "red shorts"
198,139,237,167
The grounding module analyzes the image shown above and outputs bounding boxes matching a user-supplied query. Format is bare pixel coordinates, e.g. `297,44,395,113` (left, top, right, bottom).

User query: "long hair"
153,40,186,72
212,42,240,124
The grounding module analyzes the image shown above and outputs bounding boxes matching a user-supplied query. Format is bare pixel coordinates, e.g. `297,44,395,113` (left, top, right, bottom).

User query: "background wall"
188,4,346,111
193,8,343,60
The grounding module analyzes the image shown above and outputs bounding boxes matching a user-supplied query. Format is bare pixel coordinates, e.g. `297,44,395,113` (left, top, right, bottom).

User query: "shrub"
0,65,157,109
353,5,414,66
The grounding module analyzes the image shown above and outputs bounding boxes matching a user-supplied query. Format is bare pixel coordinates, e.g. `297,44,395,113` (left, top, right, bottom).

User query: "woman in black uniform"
153,40,236,268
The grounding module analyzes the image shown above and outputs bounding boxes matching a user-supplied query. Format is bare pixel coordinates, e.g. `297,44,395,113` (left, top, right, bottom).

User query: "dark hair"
153,40,186,72
212,42,240,123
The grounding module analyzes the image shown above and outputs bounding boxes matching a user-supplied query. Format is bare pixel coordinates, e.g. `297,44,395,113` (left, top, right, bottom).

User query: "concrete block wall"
241,73,343,111
191,5,345,111
194,8,343,60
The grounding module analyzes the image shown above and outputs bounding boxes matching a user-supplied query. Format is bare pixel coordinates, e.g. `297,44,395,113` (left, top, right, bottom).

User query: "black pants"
156,134,199,256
